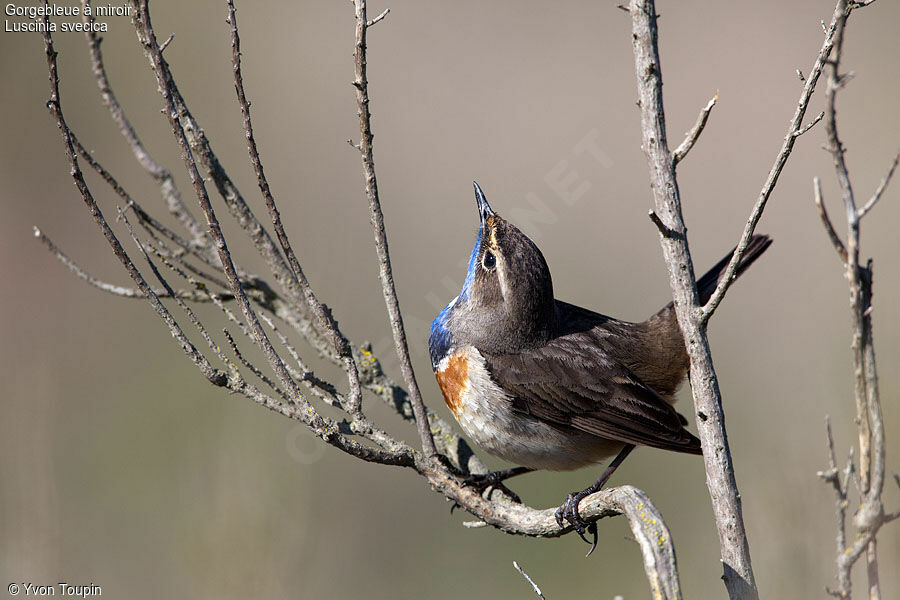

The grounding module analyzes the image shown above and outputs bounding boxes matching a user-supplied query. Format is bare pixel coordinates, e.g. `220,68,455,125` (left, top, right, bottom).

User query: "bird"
429,181,771,550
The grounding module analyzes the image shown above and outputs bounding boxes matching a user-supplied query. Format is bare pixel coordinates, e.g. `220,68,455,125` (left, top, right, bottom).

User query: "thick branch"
628,2,756,597
428,472,685,599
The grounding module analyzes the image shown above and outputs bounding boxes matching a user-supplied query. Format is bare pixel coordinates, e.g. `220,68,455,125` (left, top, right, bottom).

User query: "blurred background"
2,1,898,598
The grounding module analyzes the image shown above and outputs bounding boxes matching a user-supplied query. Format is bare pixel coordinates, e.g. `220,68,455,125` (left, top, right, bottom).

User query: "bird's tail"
634,234,772,400
695,234,773,306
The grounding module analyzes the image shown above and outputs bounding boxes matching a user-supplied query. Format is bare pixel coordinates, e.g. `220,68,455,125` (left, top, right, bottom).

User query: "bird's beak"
473,181,494,228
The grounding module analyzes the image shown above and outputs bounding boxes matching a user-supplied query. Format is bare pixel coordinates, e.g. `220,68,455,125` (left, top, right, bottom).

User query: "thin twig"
672,92,717,166
34,226,222,302
80,0,207,248
857,150,900,219
351,0,437,457
150,241,350,417
158,32,174,52
258,313,344,409
513,561,547,600
818,417,850,595
118,206,241,380
68,130,225,276
813,176,849,263
700,1,847,325
366,7,390,27
223,328,290,402
794,111,825,138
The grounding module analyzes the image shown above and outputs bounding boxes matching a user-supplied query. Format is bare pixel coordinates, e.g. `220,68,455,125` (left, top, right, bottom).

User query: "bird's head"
431,182,556,360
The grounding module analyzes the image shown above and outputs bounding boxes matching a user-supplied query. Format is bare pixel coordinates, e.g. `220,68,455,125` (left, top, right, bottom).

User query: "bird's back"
556,233,773,402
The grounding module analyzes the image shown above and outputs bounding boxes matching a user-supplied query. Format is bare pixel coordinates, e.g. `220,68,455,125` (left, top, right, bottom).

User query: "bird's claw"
555,491,599,557
462,472,523,503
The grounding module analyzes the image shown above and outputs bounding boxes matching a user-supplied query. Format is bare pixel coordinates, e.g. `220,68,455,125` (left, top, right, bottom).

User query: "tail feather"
696,234,772,306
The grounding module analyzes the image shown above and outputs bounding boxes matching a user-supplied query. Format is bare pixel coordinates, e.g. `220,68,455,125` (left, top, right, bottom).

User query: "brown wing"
483,334,701,454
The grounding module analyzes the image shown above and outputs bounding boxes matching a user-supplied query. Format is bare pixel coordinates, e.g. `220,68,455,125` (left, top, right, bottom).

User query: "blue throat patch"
429,305,454,369
429,226,482,369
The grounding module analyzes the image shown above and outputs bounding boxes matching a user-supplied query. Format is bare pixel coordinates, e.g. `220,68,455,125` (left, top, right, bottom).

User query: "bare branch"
814,3,895,597
672,92,717,166
426,476,686,599
68,129,228,279
117,206,247,385
259,313,344,409
819,417,851,596
628,2,756,597
352,0,437,457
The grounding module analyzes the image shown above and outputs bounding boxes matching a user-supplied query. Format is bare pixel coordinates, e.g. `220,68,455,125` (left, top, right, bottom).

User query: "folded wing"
484,336,702,454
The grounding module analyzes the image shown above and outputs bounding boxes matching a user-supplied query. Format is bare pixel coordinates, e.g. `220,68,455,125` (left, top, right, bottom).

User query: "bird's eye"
482,251,496,270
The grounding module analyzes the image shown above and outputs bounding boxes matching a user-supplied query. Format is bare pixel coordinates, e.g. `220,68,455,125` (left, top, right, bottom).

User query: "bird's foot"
434,456,528,505
553,444,636,556
555,489,599,557
462,470,524,503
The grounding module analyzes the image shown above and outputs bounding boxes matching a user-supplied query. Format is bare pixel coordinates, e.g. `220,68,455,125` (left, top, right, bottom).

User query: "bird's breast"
434,350,469,418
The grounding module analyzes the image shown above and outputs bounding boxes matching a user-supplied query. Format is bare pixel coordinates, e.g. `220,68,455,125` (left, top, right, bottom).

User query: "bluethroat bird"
429,182,771,551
